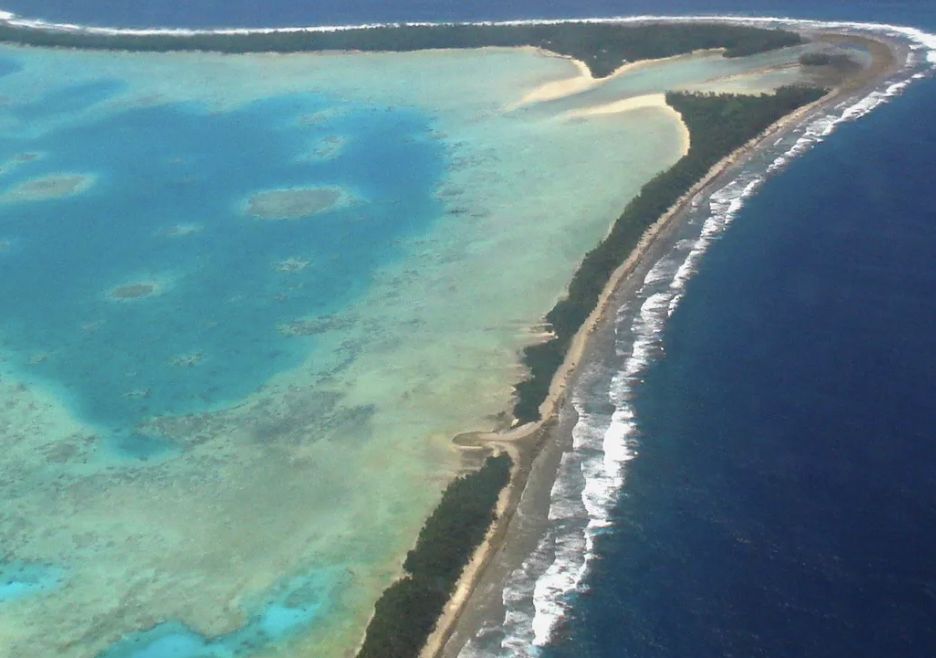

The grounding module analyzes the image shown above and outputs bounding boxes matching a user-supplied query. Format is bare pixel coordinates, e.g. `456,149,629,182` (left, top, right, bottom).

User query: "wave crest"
462,16,936,658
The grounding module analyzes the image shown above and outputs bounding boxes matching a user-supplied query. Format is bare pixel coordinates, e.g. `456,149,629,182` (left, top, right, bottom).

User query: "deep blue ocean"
545,76,936,658
3,1,936,658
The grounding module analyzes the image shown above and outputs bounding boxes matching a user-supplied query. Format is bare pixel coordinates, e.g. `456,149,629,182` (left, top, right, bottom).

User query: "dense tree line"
356,453,512,658
512,86,827,423
0,22,803,77
799,52,859,69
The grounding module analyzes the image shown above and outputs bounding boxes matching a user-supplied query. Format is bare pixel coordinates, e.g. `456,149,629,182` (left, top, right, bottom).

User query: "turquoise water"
0,37,705,658
99,567,349,658
0,559,63,603
0,64,443,460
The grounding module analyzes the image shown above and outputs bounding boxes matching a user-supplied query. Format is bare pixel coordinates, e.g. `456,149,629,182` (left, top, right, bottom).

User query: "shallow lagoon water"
0,41,804,658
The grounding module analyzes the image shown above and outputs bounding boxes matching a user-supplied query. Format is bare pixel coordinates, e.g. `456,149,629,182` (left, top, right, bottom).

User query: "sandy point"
508,48,725,111
107,280,164,302
245,185,352,220
0,173,96,202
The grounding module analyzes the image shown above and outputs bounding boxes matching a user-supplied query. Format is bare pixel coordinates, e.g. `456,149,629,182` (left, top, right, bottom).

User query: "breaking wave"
459,17,936,658
0,10,934,70
1,7,933,656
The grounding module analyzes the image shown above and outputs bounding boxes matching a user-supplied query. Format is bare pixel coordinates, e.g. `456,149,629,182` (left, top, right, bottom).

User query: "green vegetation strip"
357,453,512,658
0,22,802,77
512,87,827,424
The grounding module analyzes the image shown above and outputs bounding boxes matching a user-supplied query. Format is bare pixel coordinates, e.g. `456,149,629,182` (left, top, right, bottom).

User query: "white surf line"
0,9,934,69
484,19,935,657
1,8,933,656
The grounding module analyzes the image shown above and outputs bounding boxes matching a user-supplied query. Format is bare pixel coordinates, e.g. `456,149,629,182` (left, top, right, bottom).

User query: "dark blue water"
1,0,934,29
544,23,936,658
2,1,935,657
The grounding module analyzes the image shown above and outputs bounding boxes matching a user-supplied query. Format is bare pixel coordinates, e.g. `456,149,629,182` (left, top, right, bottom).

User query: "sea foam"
467,17,936,658
0,8,934,657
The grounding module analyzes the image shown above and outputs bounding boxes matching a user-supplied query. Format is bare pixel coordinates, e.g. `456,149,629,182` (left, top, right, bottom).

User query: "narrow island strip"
356,87,828,658
354,27,906,658
0,16,909,658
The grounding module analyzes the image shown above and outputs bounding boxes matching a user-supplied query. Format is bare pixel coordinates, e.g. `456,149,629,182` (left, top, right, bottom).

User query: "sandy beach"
422,28,908,658
510,48,724,109
0,18,916,658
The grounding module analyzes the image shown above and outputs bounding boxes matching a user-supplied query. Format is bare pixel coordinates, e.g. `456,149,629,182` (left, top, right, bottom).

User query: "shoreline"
0,14,928,658
509,48,723,109
423,29,913,658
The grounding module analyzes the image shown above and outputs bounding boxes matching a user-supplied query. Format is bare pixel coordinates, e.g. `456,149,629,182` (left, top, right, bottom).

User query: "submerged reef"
0,173,94,202
0,152,43,175
108,282,160,300
158,223,203,237
246,185,348,219
0,22,803,78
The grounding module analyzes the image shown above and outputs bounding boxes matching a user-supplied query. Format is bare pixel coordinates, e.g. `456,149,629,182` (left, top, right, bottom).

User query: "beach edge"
422,28,908,658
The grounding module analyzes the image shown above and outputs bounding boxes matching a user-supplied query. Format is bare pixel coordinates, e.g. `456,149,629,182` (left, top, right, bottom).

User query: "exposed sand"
0,43,694,658
562,93,692,152
562,92,669,117
511,48,724,109
0,173,95,202
423,31,909,658
0,29,878,658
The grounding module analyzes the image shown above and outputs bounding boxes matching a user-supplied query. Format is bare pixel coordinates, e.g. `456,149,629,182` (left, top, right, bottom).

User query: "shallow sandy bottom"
246,185,349,219
0,41,808,658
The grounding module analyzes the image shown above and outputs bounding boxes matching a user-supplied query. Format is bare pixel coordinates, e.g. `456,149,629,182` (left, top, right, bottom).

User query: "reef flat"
0,15,900,658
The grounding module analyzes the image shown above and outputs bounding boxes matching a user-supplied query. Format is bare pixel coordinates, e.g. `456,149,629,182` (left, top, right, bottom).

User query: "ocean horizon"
1,3,935,658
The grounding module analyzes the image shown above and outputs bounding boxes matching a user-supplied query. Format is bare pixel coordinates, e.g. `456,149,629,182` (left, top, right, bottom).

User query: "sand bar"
511,48,725,109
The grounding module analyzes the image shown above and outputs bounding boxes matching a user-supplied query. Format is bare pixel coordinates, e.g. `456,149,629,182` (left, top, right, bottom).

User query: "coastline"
425,29,911,658
0,12,931,658
509,48,722,109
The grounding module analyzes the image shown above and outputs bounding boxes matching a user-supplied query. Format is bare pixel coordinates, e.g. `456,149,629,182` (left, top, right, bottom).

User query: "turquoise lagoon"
0,43,807,658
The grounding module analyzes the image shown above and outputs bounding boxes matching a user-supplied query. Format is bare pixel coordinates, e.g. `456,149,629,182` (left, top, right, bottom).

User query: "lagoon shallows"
0,38,806,658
